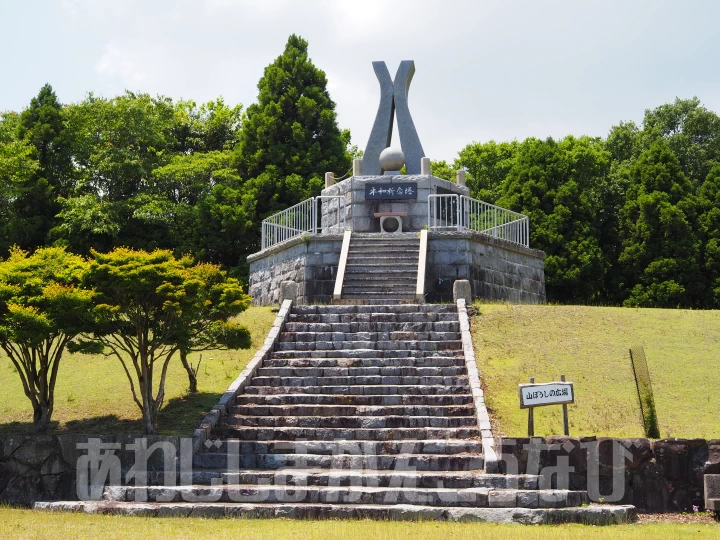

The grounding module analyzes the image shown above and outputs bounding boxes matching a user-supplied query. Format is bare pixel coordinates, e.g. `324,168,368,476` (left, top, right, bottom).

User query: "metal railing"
261,196,346,250
427,193,460,231
428,194,530,247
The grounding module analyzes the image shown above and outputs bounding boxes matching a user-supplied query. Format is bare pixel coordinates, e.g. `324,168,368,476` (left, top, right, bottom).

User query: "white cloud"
94,43,146,87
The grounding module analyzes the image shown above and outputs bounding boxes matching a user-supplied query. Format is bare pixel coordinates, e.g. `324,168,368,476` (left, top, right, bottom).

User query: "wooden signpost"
519,375,574,436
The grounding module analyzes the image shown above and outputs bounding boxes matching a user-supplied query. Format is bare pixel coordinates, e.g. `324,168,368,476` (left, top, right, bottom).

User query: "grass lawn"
0,306,277,435
0,508,718,539
472,303,720,438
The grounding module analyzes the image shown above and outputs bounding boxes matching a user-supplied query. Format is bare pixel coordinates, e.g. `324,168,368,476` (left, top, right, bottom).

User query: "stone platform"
248,231,545,305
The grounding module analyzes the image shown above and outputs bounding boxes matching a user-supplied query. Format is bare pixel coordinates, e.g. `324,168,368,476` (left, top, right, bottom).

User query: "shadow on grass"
0,391,222,436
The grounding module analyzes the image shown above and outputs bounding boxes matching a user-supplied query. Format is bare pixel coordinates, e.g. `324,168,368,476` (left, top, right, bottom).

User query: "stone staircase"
36,303,633,523
339,234,420,303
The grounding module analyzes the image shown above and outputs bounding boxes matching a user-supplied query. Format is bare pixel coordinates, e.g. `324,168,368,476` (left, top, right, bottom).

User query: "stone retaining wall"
3,433,717,512
247,231,545,306
0,434,179,506
247,234,343,305
496,436,720,513
426,231,546,304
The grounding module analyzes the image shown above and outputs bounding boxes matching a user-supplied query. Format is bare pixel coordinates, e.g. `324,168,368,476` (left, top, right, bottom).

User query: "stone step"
285,320,459,330
34,501,637,524
209,426,480,441
249,376,469,387
343,271,417,278
275,341,463,352
221,415,477,429
37,500,636,524
270,350,463,359
254,366,467,378
262,356,466,368
110,486,590,509
291,305,456,314
283,322,460,333
349,241,419,249
342,276,417,283
169,470,540,490
192,453,485,471
230,404,475,417
339,295,418,303
243,385,471,396
341,285,416,293
347,253,418,260
288,313,458,323
235,394,474,406
347,248,419,255
343,263,419,273
333,299,423,305
344,269,417,276
278,332,461,343
197,439,482,455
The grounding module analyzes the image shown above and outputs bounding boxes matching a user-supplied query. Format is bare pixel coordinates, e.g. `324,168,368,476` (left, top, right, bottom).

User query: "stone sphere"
379,146,405,171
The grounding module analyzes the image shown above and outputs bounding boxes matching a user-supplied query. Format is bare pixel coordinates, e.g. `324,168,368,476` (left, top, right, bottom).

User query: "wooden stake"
528,377,535,437
561,374,570,436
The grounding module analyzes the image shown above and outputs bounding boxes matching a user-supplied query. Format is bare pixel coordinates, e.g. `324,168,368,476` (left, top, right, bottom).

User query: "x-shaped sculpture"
362,60,425,175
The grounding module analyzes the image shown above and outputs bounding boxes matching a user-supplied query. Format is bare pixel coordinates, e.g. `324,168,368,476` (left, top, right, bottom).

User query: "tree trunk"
179,349,198,393
143,401,156,435
33,405,51,433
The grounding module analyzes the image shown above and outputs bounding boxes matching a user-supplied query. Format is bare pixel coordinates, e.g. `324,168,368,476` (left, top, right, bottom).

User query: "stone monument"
248,61,546,305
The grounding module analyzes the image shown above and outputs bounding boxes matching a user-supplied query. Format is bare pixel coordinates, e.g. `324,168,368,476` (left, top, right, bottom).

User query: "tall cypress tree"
234,34,351,216
13,84,72,249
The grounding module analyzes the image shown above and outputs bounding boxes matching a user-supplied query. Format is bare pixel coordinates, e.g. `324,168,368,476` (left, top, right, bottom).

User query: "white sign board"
519,382,574,409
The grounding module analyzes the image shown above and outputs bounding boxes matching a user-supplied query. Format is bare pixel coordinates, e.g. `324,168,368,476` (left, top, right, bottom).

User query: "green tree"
171,98,243,154
53,92,177,253
173,262,252,393
151,151,257,270
697,165,720,306
429,160,455,182
6,85,72,250
234,34,351,214
496,136,610,302
618,141,700,307
65,92,175,202
0,247,94,432
80,248,250,433
0,112,40,255
639,97,720,186
456,140,518,203
17,84,73,196
196,175,258,271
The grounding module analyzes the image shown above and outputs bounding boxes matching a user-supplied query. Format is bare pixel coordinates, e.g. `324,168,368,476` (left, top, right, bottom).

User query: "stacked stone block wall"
497,436,720,513
247,235,343,305
426,232,546,304
0,434,179,506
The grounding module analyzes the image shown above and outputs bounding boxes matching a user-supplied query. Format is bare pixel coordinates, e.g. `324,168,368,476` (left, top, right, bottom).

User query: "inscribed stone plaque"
365,183,418,200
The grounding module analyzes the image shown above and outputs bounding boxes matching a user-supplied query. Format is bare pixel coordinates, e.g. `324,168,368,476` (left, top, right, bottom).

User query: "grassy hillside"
472,303,720,439
0,307,276,435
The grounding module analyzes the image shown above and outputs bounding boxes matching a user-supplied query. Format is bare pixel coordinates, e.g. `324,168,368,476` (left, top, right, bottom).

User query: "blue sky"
2,0,720,161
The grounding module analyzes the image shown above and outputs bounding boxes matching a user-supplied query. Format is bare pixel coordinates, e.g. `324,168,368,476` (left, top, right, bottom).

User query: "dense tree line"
0,35,351,282
432,98,720,308
2,34,720,309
